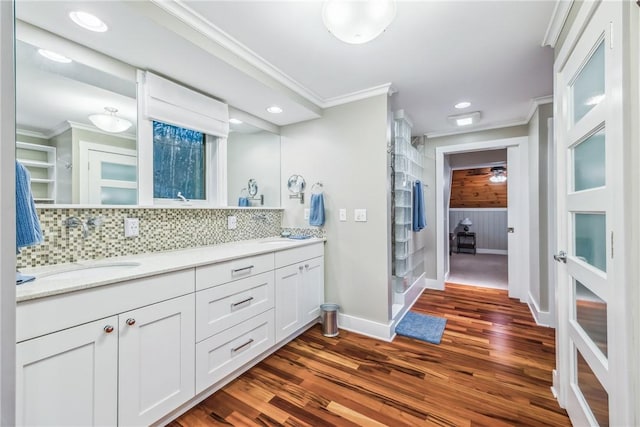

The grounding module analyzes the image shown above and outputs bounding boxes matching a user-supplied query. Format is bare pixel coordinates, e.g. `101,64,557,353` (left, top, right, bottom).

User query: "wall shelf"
16,141,57,203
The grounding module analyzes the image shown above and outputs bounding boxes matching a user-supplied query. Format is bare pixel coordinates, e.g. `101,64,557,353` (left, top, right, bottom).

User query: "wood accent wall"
450,167,507,208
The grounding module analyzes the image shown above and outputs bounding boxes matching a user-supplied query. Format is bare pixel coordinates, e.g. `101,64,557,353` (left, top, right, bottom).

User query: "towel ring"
311,182,324,194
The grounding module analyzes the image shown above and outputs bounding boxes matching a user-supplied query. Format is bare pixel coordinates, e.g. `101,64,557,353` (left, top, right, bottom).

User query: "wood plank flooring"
169,284,570,426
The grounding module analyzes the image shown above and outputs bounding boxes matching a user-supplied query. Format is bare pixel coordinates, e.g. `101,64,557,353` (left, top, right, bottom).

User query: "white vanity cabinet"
118,294,195,427
16,316,119,427
275,243,325,343
15,269,195,427
194,253,276,394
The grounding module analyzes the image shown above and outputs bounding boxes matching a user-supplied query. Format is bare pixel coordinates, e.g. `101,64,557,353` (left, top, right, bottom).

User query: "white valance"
140,71,229,138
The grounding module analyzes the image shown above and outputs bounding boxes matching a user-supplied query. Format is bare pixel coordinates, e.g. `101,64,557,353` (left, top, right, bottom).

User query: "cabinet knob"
104,325,114,333
126,318,136,326
304,264,309,269
299,265,304,271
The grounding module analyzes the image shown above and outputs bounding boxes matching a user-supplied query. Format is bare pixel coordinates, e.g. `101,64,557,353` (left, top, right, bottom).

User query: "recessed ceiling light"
38,49,72,63
229,118,243,125
448,111,481,127
266,105,283,114
454,101,471,109
69,11,108,33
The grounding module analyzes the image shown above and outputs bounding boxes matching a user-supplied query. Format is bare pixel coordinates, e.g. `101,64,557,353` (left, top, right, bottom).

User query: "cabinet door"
16,316,118,426
302,256,324,323
118,294,195,426
275,263,302,342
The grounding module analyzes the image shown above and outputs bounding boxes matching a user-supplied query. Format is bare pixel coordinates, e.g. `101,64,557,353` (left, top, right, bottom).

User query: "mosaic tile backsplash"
17,208,284,269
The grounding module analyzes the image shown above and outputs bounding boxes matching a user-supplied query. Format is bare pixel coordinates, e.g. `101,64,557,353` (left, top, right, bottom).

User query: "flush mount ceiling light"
38,49,72,63
322,0,397,44
448,111,481,127
229,118,243,124
69,11,108,32
489,166,507,183
88,107,132,133
266,105,283,114
454,101,471,109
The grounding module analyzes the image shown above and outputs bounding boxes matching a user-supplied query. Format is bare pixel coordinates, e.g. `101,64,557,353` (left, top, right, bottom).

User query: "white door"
301,256,324,323
275,263,302,342
79,142,137,205
118,294,195,426
555,2,628,426
506,145,522,300
16,316,118,426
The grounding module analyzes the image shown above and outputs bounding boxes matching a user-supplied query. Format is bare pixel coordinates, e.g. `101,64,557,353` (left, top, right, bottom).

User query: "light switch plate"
124,218,139,238
354,209,367,222
304,208,310,220
339,209,347,221
227,215,237,230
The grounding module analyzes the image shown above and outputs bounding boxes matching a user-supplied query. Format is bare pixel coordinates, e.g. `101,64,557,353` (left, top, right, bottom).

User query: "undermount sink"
38,262,141,281
260,239,294,244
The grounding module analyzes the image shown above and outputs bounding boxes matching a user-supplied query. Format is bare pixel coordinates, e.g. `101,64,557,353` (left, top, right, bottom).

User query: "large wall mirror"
15,12,282,208
227,122,281,207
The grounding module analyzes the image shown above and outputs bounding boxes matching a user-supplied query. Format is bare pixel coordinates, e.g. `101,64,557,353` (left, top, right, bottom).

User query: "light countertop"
17,237,325,303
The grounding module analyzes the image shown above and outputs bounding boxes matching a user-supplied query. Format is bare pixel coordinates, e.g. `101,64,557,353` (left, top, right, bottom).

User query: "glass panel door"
87,150,137,205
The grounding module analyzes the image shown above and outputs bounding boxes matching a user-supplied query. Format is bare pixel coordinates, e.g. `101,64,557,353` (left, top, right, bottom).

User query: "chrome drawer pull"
231,297,254,310
231,338,254,354
231,265,254,274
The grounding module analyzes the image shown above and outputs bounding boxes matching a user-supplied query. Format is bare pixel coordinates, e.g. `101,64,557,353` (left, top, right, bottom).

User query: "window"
152,121,207,201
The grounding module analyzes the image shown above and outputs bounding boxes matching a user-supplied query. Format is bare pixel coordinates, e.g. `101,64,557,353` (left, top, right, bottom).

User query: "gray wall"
450,209,508,251
448,149,507,168
529,103,553,312
280,95,391,324
424,125,529,280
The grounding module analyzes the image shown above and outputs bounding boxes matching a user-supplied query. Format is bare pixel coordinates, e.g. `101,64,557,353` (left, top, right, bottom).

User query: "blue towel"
16,161,43,252
412,180,426,232
309,193,325,227
238,197,249,207
16,272,36,285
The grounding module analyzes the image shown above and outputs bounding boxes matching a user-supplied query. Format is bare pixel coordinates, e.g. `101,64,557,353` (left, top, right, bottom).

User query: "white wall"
0,1,16,423
281,95,390,325
227,131,280,207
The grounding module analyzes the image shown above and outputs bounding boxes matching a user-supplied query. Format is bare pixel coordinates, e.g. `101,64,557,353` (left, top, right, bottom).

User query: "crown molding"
525,95,554,123
152,0,325,106
322,83,396,108
16,128,48,140
426,94,553,139
542,1,573,48
149,0,394,113
66,121,136,141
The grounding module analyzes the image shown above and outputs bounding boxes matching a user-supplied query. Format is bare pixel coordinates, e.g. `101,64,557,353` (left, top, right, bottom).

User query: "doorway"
446,155,509,290
435,137,529,301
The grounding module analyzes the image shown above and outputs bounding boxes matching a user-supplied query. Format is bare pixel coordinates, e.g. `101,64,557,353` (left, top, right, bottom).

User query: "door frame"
435,136,530,302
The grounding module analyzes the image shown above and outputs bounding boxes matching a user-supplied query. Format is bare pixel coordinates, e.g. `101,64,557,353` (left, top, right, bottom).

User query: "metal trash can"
320,303,339,337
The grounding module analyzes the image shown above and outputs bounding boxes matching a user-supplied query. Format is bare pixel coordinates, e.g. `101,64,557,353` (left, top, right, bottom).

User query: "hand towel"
16,161,43,252
309,193,325,227
238,197,249,207
412,180,426,232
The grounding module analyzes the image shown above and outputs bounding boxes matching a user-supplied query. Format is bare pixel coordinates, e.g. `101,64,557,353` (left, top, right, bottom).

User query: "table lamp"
460,218,473,232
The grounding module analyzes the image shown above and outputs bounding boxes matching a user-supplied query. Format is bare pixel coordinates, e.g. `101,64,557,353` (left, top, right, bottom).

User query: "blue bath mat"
395,312,447,344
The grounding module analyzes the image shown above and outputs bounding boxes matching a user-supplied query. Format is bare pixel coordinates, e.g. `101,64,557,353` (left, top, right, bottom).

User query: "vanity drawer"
275,242,324,268
195,271,274,342
195,310,274,394
195,253,274,291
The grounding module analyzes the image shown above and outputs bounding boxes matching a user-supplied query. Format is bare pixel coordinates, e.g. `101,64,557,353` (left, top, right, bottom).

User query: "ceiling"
15,1,556,137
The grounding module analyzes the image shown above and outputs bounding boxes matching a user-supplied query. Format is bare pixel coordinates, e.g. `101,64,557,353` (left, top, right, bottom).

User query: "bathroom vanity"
15,237,324,426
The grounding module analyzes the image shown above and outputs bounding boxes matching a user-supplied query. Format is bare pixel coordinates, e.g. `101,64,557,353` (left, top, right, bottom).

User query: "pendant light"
88,107,132,133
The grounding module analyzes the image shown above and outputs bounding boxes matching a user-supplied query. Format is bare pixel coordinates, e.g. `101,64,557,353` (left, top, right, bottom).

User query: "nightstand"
456,232,476,255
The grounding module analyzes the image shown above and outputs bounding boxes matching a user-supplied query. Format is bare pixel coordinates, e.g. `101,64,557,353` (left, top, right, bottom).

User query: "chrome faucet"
64,216,89,238
64,216,103,239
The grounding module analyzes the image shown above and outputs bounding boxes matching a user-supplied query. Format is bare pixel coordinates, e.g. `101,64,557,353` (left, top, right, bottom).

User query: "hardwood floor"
169,284,570,426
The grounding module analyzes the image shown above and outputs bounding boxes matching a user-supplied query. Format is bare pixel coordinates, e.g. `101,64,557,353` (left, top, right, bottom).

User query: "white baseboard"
340,277,426,342
527,291,554,327
424,278,443,290
476,248,508,255
338,312,394,342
